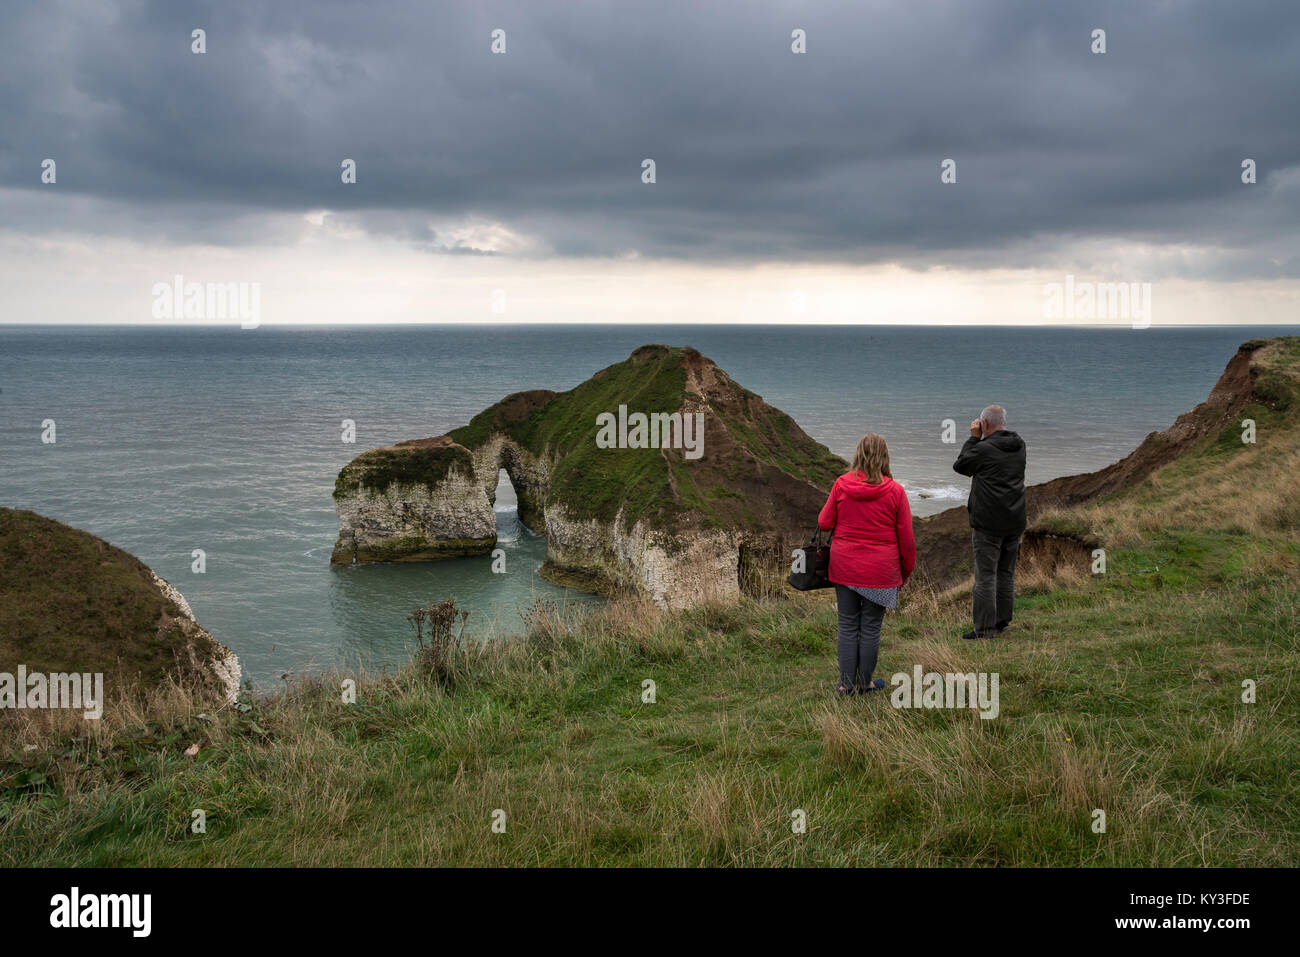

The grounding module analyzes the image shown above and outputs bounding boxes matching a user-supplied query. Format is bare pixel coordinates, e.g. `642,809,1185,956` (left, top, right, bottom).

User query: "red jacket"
817,473,917,588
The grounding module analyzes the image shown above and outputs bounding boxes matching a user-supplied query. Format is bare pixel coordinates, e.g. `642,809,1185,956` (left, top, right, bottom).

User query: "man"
953,404,1026,640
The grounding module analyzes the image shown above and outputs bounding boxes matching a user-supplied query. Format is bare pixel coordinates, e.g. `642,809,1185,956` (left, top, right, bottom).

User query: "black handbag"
788,526,834,591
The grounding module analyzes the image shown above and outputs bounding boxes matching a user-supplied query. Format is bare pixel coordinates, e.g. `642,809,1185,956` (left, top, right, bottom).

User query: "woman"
818,433,917,695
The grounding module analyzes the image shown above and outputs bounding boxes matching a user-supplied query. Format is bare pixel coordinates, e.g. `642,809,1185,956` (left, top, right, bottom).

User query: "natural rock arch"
331,346,846,608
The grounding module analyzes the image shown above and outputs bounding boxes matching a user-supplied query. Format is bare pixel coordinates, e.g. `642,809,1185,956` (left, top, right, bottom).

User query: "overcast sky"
2,0,1298,324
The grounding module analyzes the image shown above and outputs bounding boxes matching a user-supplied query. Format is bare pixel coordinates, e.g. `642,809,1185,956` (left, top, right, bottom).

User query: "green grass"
446,346,710,530
2,545,1295,866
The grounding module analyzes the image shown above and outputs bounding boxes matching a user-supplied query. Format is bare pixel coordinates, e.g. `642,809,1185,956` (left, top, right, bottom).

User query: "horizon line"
3,321,1299,330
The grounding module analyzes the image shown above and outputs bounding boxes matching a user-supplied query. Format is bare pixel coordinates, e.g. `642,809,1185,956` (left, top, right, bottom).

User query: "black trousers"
971,529,1022,633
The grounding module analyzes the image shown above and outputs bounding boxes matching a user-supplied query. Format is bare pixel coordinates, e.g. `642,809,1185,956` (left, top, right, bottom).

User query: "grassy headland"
1,339,1297,866
337,344,847,534
0,509,236,710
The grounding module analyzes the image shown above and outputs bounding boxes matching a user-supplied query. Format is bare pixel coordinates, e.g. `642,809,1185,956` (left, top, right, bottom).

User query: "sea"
2,324,1292,686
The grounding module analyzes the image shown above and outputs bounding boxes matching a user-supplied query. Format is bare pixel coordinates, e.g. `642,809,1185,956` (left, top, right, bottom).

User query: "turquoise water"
1,324,1292,685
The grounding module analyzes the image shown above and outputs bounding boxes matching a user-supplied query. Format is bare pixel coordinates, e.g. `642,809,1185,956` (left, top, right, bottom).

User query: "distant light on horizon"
2,230,1298,327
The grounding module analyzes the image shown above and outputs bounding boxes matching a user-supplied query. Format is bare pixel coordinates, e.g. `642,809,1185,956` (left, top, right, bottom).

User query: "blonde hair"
849,433,892,484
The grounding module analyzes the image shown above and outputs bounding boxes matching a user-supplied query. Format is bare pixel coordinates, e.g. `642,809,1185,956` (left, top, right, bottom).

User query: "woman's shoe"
856,678,886,694
835,684,854,696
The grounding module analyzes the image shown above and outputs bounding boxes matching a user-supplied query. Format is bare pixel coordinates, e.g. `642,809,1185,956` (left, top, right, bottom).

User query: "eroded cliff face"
331,471,496,564
479,434,550,533
151,573,241,705
330,346,845,608
331,435,744,606
540,504,742,608
330,434,550,565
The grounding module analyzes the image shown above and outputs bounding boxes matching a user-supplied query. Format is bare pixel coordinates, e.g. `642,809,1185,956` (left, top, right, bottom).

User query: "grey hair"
980,405,1007,430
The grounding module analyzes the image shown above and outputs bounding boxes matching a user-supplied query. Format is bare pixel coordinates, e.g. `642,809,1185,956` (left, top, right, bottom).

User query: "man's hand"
969,419,982,439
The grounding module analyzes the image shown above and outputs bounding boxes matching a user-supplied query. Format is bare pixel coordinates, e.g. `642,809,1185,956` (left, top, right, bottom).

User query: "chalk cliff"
331,345,846,608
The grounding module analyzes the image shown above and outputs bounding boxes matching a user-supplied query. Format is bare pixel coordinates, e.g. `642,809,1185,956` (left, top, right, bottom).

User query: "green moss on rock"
334,438,475,498
332,536,495,565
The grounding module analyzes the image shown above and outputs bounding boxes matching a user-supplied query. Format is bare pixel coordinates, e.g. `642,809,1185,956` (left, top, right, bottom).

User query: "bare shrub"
407,599,470,687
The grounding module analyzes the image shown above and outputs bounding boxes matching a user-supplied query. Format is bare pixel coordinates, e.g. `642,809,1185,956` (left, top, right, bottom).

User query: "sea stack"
331,345,846,608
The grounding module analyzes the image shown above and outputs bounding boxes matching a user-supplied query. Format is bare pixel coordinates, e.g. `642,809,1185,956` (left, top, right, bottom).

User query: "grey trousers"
835,584,886,689
972,529,1022,633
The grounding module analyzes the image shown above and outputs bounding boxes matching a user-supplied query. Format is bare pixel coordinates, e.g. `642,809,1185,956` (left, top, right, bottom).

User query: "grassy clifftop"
3,339,1297,866
334,435,476,498
0,508,236,713
1032,336,1299,564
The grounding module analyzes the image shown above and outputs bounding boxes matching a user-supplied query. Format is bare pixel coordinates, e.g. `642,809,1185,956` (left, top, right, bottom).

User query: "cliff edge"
914,336,1300,587
0,508,240,708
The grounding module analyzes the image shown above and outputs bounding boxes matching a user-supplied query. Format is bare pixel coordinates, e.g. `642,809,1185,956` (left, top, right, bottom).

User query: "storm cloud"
2,0,1299,278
